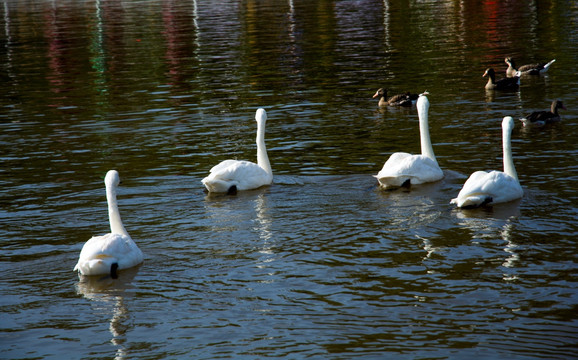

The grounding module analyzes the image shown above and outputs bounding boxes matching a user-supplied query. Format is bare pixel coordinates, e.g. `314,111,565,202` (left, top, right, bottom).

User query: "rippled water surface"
1,0,577,359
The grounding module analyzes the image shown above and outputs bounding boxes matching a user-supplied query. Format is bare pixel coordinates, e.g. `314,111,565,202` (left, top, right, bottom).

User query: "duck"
520,99,566,126
375,92,444,189
373,88,418,107
74,170,144,277
451,116,523,208
505,57,555,77
202,108,273,194
483,68,520,90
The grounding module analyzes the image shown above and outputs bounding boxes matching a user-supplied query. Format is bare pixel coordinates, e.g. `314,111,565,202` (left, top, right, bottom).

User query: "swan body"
373,88,418,107
505,57,555,77
74,170,143,276
375,92,444,188
202,108,273,193
483,68,520,90
520,99,566,126
451,116,523,208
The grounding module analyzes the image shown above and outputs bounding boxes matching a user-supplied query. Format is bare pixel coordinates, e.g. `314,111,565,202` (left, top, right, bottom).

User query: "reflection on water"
1,0,577,359
75,266,141,360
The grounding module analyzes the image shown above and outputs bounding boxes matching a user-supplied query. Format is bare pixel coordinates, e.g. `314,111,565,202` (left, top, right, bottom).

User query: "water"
1,0,577,358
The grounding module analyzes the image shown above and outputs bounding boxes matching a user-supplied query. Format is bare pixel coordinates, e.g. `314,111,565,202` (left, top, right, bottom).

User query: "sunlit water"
1,0,577,359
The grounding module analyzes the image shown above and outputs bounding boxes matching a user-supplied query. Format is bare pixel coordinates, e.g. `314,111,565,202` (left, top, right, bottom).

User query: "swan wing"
74,233,143,275
208,159,240,174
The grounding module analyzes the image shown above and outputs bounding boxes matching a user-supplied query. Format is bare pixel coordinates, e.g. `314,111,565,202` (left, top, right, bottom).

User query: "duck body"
451,116,523,208
202,108,273,193
373,88,418,107
520,99,566,126
505,57,555,77
74,170,143,276
375,92,444,189
483,68,519,90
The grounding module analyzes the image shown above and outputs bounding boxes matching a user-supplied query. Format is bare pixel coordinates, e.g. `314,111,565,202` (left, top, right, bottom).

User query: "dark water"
1,0,577,359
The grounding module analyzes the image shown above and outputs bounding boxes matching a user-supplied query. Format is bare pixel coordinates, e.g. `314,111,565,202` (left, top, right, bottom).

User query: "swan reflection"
253,192,275,273
75,266,141,360
203,189,276,278
500,221,519,281
452,205,521,281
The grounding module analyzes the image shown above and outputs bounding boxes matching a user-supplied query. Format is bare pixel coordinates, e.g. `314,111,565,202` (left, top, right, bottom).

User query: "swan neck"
256,120,272,175
418,104,437,164
503,125,518,181
106,184,129,236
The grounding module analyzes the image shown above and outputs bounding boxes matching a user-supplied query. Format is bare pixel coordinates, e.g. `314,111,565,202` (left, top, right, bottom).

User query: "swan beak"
419,90,430,96
482,70,488,77
372,90,379,98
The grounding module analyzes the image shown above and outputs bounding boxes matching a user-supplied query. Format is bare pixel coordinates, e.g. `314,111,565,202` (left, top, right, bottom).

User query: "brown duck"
483,68,519,91
373,88,418,107
505,57,555,77
520,100,566,126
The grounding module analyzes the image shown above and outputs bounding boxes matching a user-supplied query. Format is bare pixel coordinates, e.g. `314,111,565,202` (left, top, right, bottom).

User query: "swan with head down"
451,116,523,208
74,170,143,277
202,108,273,194
375,92,444,189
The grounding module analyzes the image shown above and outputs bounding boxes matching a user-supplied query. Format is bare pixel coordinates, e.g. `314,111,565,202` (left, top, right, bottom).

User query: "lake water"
1,0,577,359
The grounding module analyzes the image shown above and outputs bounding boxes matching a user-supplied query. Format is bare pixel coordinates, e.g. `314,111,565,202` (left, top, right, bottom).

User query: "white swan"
375,92,444,189
74,170,143,276
451,116,523,208
202,108,273,193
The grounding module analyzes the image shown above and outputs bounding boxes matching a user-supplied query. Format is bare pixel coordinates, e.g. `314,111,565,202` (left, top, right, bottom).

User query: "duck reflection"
75,266,141,360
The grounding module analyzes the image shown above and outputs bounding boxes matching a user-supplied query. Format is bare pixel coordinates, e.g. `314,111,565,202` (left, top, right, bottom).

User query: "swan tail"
75,257,116,276
202,177,235,193
377,176,409,189
451,195,493,208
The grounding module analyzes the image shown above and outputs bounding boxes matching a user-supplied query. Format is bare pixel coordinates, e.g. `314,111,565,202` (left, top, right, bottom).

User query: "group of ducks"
74,58,565,278
374,57,566,127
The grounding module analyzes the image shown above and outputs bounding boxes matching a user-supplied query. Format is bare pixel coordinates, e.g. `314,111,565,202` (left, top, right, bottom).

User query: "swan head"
255,108,267,124
502,116,515,132
417,91,430,113
105,170,121,188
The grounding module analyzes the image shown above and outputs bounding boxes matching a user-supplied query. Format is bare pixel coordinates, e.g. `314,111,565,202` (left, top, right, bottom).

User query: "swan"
202,108,273,194
375,92,444,189
74,170,143,277
451,116,523,208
